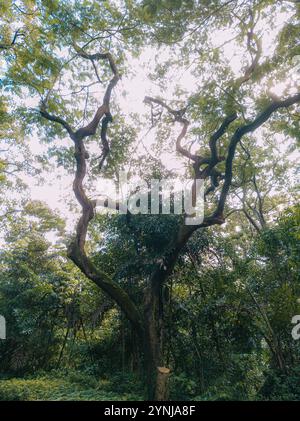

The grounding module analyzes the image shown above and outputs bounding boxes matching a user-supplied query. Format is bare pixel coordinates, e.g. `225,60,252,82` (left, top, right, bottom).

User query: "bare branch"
144,96,198,162
214,93,300,219
40,105,75,137
73,43,120,139
0,28,25,50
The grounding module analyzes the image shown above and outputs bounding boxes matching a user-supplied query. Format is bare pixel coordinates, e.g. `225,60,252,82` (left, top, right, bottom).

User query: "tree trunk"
155,367,171,400
144,280,169,400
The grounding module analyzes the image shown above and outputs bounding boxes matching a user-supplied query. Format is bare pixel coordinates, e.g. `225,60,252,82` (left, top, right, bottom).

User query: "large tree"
1,0,299,399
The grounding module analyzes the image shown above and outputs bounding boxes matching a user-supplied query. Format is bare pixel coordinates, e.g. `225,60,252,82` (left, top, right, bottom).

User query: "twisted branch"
40,47,143,337
144,92,300,289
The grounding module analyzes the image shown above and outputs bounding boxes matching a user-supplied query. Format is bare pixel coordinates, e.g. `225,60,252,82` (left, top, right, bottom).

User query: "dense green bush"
0,372,143,401
259,367,300,401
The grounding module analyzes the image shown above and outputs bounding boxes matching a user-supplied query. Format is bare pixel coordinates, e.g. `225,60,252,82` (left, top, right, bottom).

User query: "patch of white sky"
14,6,299,239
